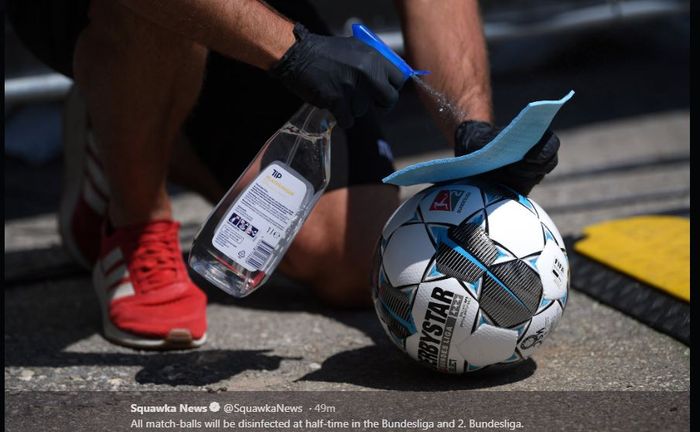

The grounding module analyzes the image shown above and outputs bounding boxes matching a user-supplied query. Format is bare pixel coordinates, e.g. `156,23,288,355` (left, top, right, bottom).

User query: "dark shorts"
7,0,396,191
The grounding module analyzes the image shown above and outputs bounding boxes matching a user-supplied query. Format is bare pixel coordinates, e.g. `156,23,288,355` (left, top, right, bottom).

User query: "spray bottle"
188,25,428,297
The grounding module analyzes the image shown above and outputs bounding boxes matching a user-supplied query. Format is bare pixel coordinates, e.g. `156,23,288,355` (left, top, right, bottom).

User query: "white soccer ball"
372,179,569,373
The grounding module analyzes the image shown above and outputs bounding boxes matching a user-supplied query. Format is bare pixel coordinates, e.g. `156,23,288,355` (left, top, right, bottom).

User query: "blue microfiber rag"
383,90,575,186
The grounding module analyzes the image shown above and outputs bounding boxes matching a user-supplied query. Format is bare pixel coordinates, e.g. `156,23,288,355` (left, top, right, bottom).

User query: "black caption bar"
5,391,688,431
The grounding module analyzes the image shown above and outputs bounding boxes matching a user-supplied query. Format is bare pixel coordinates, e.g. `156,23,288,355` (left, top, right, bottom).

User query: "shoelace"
128,226,182,293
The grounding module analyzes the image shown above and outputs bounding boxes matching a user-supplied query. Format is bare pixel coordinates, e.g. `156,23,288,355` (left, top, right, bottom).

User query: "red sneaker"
93,220,207,349
59,89,107,269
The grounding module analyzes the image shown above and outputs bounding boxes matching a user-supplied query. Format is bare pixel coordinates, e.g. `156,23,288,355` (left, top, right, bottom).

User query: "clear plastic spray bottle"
188,104,335,297
189,24,427,298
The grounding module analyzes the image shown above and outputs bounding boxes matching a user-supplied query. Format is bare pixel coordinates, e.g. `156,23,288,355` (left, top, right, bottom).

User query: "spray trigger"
351,24,430,82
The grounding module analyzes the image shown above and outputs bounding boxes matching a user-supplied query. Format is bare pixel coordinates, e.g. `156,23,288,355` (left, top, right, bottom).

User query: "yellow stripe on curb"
574,216,690,302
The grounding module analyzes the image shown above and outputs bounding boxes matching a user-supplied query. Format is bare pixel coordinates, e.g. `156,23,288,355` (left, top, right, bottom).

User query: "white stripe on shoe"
85,153,109,197
103,264,129,289
94,252,134,302
100,248,123,273
92,251,207,349
97,249,135,303
86,130,100,156
110,282,136,302
82,180,107,214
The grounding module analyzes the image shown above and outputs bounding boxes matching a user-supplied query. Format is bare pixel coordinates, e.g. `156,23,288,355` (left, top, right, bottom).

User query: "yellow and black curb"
566,215,690,345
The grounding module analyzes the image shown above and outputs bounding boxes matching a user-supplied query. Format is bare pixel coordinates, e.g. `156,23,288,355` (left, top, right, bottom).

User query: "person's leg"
279,184,400,307
70,0,208,348
168,136,226,205
73,0,207,227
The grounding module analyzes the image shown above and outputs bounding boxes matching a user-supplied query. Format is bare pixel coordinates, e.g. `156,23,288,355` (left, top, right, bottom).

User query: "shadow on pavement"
3,275,300,387
200,277,537,390
7,349,295,387
4,246,85,287
132,349,298,386
309,304,536,390
5,266,536,390
298,346,536,391
193,269,326,314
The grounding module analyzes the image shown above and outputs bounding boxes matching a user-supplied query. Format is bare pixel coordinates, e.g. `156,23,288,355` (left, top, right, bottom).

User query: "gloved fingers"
386,60,407,89
523,129,560,163
454,120,500,156
352,55,400,112
518,152,559,176
542,152,559,174
373,85,399,113
329,97,355,129
364,73,399,112
350,88,370,119
462,125,561,196
477,169,541,196
507,177,540,196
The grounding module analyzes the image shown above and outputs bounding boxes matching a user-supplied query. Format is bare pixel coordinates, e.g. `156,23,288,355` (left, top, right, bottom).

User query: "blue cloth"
383,91,574,186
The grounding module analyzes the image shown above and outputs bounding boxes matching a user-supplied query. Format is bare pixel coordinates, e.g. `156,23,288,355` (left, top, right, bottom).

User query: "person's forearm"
395,0,493,143
118,0,295,70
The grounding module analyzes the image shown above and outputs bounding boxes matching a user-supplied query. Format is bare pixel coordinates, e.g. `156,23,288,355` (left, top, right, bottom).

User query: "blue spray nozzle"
351,24,430,82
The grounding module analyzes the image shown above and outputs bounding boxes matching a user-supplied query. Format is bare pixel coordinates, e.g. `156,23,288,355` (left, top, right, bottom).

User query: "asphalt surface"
4,109,690,393
3,12,690,431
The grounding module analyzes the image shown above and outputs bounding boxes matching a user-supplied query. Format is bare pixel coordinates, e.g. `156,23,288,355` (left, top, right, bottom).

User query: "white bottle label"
212,163,309,272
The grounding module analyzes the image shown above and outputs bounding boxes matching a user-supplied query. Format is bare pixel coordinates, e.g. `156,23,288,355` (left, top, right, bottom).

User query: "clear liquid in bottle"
188,104,335,297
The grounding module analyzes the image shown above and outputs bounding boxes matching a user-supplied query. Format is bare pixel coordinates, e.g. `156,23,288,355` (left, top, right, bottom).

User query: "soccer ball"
372,179,569,373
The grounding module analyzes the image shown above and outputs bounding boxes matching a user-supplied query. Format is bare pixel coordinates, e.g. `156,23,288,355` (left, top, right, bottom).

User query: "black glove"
454,120,560,195
269,23,405,128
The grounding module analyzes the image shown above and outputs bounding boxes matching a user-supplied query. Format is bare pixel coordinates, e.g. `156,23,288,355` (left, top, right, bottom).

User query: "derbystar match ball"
372,179,569,373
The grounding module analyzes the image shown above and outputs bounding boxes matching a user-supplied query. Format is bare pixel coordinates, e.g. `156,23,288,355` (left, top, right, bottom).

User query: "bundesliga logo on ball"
372,180,569,373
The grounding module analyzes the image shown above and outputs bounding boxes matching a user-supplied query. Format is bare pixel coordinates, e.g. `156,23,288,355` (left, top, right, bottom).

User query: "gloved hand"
454,120,560,195
269,23,405,128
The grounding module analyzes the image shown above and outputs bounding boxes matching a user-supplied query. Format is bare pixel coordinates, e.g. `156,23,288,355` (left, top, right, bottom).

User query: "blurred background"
5,0,689,219
4,0,690,395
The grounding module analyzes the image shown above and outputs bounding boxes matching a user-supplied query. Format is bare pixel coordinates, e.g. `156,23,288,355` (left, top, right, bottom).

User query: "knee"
277,211,372,307
279,185,399,308
312,251,376,308
285,235,376,308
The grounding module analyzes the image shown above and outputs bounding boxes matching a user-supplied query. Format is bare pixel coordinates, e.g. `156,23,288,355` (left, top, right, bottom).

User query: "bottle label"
212,163,309,272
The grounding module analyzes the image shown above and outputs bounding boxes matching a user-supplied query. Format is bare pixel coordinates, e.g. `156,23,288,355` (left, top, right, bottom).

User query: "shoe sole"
103,321,207,351
59,87,94,270
93,263,207,351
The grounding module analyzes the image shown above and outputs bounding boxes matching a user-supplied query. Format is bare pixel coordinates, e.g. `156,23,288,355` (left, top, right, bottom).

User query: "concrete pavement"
4,111,689,393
